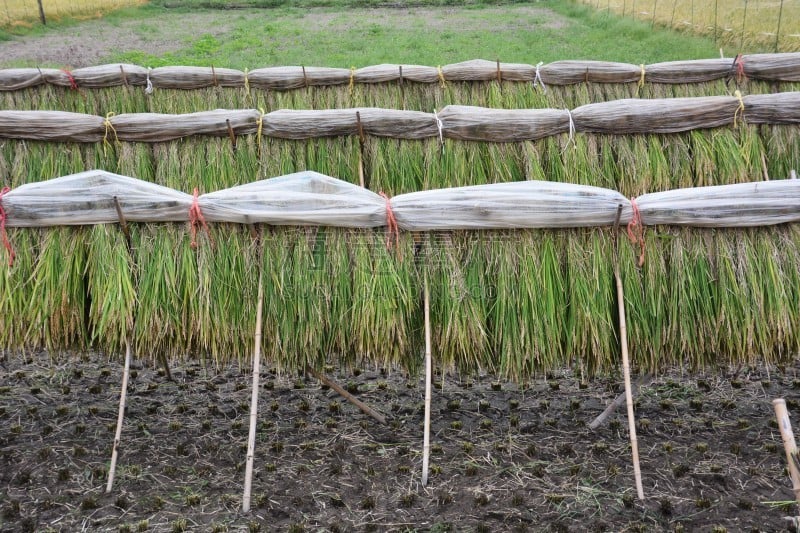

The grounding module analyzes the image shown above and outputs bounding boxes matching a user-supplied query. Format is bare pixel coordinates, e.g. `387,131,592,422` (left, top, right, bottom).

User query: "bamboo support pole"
422,274,432,486
613,204,645,500
105,339,131,493
306,366,387,425
773,399,800,506
242,273,264,513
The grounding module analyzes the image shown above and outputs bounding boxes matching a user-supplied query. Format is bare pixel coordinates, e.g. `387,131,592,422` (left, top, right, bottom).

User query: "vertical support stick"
775,0,784,53
36,0,46,25
242,273,265,513
740,0,749,51
615,271,645,499
421,274,432,486
106,339,131,493
356,111,366,189
398,66,405,109
714,0,719,44
773,399,800,506
613,205,644,500
651,0,657,27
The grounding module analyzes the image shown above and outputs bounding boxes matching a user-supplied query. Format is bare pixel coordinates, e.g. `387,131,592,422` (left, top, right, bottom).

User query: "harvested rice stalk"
565,229,616,375
619,229,669,371
491,230,566,379
611,135,676,197
666,229,719,366
748,228,792,362
782,226,800,355
547,82,592,110
25,227,88,353
133,225,199,361
714,231,753,365
761,124,800,179
350,231,418,371
283,227,331,370
197,224,258,366
116,142,155,181
424,232,490,375
260,228,293,365
149,87,245,115
520,140,549,181
324,229,354,366
302,136,359,183
369,137,426,195
0,230,36,351
86,224,136,356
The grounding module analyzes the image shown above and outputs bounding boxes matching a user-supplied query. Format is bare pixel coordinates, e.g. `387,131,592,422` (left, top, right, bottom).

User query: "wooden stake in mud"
242,257,265,513
305,366,387,425
772,399,800,506
589,373,652,430
613,204,645,500
106,339,131,493
422,273,433,486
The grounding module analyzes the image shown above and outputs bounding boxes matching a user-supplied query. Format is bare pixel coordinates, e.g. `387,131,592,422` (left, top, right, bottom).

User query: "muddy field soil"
2,351,799,532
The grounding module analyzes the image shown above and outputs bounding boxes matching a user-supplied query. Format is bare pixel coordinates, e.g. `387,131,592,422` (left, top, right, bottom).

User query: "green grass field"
1,1,738,67
110,2,737,67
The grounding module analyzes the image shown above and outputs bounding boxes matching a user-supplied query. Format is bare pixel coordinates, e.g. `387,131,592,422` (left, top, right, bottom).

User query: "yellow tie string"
437,65,446,88
103,112,118,155
734,90,746,127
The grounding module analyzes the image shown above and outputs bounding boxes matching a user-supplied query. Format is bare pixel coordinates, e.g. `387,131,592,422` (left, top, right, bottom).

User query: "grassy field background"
1,2,734,69
3,0,796,55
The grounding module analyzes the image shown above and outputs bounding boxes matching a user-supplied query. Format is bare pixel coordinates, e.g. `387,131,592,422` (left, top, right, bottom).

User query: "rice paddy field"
2,2,800,531
577,0,800,52
0,0,145,27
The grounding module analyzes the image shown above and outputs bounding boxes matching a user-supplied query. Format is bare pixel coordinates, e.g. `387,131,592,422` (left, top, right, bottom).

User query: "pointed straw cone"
613,205,645,500
772,399,800,506
422,274,432,487
106,339,132,493
242,274,265,513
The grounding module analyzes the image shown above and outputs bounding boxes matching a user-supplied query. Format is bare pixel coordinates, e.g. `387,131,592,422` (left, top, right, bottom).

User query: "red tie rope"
626,198,646,267
0,187,15,267
379,192,400,255
61,69,79,91
733,54,747,84
189,188,214,249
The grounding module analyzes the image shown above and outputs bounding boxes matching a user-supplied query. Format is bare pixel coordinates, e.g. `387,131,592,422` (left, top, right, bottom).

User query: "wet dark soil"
1,351,799,532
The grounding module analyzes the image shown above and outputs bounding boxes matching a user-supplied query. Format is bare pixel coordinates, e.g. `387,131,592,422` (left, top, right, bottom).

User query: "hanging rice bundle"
666,229,720,366
25,227,88,352
565,229,616,376
350,232,419,371
0,230,36,352
424,232,490,375
489,230,566,379
85,224,136,356
619,229,669,370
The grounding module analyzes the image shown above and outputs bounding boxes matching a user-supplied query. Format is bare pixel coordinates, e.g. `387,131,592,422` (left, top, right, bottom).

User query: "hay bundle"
2,54,799,91
1,93,799,143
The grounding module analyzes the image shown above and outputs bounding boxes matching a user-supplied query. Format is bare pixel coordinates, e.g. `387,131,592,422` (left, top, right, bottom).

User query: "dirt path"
1,351,798,531
0,10,233,68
